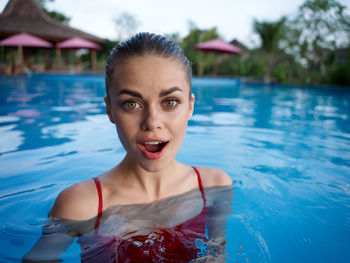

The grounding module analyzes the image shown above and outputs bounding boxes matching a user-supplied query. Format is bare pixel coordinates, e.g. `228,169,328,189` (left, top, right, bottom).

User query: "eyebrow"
116,87,183,99
117,89,143,99
159,87,183,97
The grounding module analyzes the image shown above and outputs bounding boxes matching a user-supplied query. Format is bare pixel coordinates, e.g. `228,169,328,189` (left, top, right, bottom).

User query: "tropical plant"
284,0,350,82
181,23,220,76
253,17,287,82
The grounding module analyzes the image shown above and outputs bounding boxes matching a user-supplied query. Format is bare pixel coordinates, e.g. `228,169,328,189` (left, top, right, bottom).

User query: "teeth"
144,141,163,145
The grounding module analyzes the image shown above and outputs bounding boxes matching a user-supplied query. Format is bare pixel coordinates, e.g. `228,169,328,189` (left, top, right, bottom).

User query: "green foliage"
252,17,287,82
328,47,350,85
284,0,349,80
253,17,286,53
181,23,219,76
35,0,70,23
179,0,350,86
45,10,70,23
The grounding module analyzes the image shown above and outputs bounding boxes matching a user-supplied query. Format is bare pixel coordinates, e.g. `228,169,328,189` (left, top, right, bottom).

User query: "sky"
1,0,350,47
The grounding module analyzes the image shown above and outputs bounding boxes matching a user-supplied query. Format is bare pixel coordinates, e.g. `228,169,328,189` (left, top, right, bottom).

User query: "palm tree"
253,17,286,83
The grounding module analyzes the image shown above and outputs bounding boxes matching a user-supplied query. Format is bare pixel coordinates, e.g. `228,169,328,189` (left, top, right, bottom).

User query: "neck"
115,155,183,201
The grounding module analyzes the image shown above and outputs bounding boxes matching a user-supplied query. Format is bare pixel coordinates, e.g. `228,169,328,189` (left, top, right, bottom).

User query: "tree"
253,17,287,82
285,0,350,80
36,0,70,23
181,22,220,76
114,12,140,41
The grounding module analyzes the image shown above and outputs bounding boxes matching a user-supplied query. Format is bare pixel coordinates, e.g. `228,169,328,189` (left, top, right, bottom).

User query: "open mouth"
137,140,169,159
143,141,168,153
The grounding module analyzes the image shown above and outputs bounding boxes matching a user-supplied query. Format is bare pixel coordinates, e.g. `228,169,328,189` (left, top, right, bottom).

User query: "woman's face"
105,55,194,172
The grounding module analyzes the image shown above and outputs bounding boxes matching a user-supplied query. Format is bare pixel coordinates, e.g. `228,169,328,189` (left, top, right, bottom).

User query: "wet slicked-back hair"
105,32,192,102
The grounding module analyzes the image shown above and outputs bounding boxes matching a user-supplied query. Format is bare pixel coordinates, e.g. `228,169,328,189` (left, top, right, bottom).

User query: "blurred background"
0,0,349,85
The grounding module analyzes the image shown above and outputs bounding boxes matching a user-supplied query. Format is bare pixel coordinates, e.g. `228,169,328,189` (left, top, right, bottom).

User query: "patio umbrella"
195,38,243,76
57,37,102,70
0,32,53,65
195,38,243,54
57,37,102,50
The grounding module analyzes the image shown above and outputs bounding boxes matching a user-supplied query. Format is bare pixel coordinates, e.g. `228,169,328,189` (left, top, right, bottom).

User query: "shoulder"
195,166,232,187
50,178,99,221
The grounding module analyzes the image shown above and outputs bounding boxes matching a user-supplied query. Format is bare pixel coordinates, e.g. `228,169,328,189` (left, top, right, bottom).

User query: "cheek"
167,110,189,136
113,114,138,144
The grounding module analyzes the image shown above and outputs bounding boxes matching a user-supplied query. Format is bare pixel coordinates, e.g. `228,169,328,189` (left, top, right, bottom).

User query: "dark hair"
105,32,192,102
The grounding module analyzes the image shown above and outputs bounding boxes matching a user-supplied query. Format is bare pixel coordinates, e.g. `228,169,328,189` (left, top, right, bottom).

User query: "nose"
140,104,162,131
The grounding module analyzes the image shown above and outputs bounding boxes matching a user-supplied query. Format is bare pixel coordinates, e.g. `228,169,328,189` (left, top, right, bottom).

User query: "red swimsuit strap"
93,168,206,229
93,177,103,229
192,166,207,205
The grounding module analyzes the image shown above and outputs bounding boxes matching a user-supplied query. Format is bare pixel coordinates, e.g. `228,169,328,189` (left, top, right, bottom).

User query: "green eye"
127,102,136,108
124,101,140,110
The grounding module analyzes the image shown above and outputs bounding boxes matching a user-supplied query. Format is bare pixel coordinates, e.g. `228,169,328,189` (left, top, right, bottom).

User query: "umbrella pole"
56,48,62,69
11,48,15,74
76,51,82,73
18,45,23,70
213,57,219,76
213,55,224,77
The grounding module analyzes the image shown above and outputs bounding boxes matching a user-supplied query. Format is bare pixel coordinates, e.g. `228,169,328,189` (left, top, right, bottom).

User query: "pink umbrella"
195,38,243,76
57,37,102,71
195,38,243,54
57,37,102,50
0,32,53,67
0,32,53,48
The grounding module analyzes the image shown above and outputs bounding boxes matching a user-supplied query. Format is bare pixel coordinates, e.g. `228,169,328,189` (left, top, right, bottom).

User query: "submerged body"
78,167,212,262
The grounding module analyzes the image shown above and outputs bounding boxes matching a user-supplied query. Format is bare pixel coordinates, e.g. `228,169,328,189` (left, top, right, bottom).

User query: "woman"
24,32,233,262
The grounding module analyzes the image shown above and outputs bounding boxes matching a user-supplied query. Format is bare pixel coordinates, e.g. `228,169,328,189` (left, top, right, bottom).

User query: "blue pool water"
0,74,350,262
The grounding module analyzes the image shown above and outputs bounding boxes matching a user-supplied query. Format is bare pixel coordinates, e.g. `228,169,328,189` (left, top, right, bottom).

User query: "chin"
139,161,167,173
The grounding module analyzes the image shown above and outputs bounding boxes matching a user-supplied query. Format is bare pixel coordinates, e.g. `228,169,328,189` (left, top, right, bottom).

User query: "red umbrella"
0,32,53,48
57,37,102,50
195,38,243,54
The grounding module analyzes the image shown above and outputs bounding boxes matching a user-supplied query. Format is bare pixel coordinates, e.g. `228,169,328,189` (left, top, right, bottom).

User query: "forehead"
111,55,190,94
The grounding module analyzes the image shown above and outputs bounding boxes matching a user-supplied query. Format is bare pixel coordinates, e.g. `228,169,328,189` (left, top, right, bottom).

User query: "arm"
195,167,233,261
207,185,234,240
194,185,234,263
23,223,75,262
23,179,98,262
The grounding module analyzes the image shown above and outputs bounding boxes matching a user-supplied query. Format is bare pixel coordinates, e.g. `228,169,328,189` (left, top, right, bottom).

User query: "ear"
104,96,115,124
188,93,195,120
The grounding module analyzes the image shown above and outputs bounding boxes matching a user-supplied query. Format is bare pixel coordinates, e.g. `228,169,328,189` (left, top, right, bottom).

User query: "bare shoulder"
50,178,98,221
195,166,232,187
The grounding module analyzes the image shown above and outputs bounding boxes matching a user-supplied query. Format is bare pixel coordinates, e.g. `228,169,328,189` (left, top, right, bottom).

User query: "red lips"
137,139,169,159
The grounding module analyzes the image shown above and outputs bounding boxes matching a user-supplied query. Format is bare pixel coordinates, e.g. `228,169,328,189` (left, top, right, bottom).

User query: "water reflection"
0,75,106,154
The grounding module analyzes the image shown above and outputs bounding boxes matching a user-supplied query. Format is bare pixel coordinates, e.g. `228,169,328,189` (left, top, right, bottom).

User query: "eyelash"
122,100,141,111
121,98,181,111
163,98,181,109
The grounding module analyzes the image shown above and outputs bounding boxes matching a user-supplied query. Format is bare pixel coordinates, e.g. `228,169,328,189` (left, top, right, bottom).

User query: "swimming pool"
0,74,349,262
